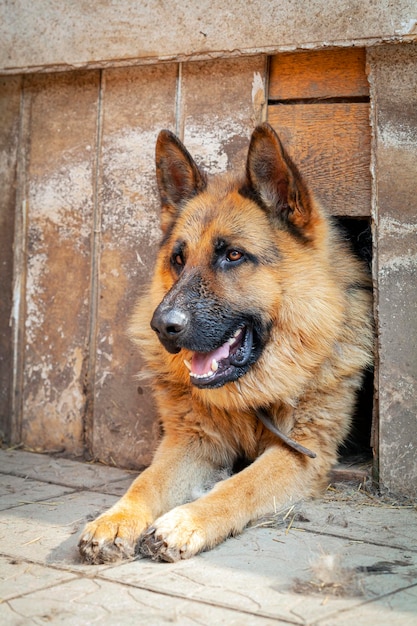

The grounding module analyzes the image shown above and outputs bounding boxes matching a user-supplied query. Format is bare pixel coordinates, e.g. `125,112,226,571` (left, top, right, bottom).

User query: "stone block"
0,449,135,489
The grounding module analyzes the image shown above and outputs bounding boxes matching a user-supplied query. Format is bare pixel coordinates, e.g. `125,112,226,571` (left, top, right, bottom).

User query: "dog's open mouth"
183,326,254,388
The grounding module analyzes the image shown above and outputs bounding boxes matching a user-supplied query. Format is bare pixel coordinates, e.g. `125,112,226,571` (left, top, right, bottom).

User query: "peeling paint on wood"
91,64,178,468
21,72,99,455
181,57,267,174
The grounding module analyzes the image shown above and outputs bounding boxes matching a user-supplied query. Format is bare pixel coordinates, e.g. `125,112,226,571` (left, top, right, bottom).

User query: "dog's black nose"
151,309,188,336
150,308,189,353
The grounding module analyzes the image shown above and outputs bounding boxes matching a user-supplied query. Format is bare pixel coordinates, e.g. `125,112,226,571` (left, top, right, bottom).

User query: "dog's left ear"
245,123,312,231
155,130,207,234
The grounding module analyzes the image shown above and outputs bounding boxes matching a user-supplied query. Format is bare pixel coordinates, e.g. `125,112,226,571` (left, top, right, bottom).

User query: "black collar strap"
256,408,317,459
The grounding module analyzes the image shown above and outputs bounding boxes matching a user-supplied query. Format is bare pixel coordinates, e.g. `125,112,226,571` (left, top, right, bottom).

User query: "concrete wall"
1,1,416,73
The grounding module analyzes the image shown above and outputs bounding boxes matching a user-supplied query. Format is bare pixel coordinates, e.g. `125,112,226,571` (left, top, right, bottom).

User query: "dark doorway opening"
335,217,374,461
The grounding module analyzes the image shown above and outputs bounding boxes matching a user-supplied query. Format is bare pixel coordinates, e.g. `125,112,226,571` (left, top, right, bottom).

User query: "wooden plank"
268,103,371,216
92,64,178,469
0,76,21,441
368,45,417,497
269,49,368,100
92,57,267,469
181,56,268,173
21,72,99,455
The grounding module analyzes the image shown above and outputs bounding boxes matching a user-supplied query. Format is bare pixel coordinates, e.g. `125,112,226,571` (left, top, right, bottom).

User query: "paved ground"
0,448,416,625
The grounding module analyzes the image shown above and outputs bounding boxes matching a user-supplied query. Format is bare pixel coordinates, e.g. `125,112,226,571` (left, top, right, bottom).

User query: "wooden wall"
0,56,268,467
1,51,371,466
1,46,416,497
268,49,370,217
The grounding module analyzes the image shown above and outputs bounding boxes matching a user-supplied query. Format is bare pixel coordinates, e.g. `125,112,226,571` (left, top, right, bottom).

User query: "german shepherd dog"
79,123,373,563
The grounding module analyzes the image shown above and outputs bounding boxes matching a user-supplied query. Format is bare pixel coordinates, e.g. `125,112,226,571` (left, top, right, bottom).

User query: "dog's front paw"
78,510,146,564
139,507,206,562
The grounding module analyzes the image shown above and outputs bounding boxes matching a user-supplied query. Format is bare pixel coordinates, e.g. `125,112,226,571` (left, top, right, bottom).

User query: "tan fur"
79,124,373,564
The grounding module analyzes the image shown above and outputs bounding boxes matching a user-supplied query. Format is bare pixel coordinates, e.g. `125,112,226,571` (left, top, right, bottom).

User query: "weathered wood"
91,64,178,469
368,44,417,497
181,56,268,173
330,462,371,486
268,103,371,216
0,76,21,441
89,58,268,469
20,72,99,455
269,48,369,101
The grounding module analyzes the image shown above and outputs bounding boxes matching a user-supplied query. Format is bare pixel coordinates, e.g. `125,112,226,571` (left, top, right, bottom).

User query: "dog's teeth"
191,370,215,380
211,359,219,372
184,359,192,372
229,328,242,345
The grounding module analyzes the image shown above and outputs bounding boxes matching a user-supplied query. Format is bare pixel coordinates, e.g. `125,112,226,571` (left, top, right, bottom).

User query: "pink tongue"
191,341,231,376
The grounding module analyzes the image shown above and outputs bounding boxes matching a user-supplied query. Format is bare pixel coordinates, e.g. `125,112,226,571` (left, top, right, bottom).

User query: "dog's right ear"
155,130,207,234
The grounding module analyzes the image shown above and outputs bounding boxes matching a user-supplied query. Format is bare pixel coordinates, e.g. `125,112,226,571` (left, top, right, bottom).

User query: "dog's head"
150,124,316,389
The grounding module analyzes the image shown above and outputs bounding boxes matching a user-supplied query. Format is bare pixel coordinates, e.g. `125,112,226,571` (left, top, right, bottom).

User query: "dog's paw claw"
138,508,206,562
78,514,145,564
138,528,167,560
79,533,135,564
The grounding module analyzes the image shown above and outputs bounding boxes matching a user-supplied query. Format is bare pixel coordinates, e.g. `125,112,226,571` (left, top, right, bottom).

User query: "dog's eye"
226,250,244,263
171,251,185,273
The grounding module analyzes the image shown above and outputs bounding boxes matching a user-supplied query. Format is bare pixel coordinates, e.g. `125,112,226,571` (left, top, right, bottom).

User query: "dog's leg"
78,436,222,564
139,440,329,562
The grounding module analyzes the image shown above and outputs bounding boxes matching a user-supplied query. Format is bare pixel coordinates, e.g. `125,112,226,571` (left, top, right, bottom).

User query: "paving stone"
0,449,135,489
0,490,118,568
102,525,417,624
1,451,415,625
0,475,73,511
0,577,285,626
289,497,417,552
97,476,137,497
318,583,417,626
0,555,75,602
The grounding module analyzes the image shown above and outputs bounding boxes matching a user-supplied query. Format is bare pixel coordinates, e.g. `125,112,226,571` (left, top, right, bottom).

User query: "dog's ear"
245,123,312,232
155,130,207,233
